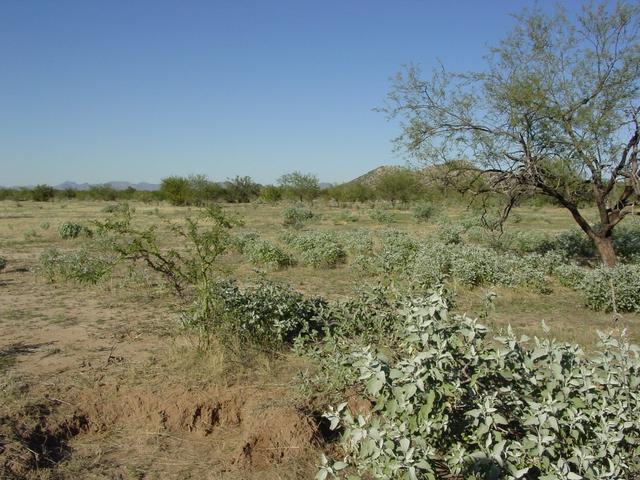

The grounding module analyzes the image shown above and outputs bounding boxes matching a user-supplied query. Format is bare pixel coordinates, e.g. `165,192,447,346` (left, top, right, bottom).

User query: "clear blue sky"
1,0,582,186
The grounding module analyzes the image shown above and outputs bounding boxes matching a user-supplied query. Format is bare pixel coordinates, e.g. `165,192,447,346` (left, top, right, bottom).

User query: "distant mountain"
346,165,405,186
54,181,160,191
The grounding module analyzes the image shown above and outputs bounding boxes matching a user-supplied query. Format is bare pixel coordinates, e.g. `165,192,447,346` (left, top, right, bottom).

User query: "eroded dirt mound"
235,406,317,469
1,385,318,479
0,403,88,480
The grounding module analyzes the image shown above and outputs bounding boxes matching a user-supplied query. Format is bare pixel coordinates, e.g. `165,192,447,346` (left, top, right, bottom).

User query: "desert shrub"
369,208,397,224
552,229,595,258
314,290,640,480
339,229,375,258
40,221,50,230
373,230,418,274
101,202,131,214
412,201,437,222
411,243,451,287
436,220,464,245
554,263,587,288
449,244,503,286
96,204,241,337
579,264,640,312
38,248,113,284
58,222,92,239
411,242,554,292
197,280,326,350
613,222,640,261
23,228,39,241
504,230,555,254
335,210,359,224
0,256,6,272
243,239,294,269
283,231,346,268
232,232,261,254
282,206,314,228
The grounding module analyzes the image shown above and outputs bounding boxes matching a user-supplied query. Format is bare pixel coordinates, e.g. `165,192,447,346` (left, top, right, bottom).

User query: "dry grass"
0,198,638,478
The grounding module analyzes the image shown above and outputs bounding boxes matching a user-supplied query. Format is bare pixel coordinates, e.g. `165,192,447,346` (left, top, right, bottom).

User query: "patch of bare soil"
0,262,321,479
1,384,318,479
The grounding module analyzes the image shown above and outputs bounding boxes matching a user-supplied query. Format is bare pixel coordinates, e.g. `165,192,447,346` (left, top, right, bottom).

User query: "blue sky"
1,0,583,186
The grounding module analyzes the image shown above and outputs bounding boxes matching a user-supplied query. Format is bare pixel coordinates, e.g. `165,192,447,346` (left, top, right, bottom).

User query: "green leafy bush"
0,256,6,272
553,263,587,288
612,222,640,261
283,231,347,268
58,222,92,239
503,230,555,254
436,220,464,245
579,264,640,312
339,230,375,258
39,248,113,284
373,230,418,274
192,280,326,350
552,229,595,258
243,238,294,269
101,202,131,214
369,208,397,224
412,202,437,222
314,290,640,480
283,206,315,228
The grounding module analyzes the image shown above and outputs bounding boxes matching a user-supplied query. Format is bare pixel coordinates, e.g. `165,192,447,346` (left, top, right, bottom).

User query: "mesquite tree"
385,3,639,266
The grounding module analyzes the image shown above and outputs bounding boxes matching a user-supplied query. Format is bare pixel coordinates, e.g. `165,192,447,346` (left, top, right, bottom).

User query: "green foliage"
224,175,260,203
259,185,283,203
278,171,320,202
552,229,595,259
369,208,397,224
385,3,640,266
313,290,640,480
374,168,422,204
243,238,294,269
282,206,315,228
189,279,326,350
373,230,418,274
553,263,587,288
58,222,92,239
412,201,437,222
283,231,347,268
31,184,55,202
39,248,113,284
612,222,640,261
338,230,375,258
579,265,640,313
96,204,241,335
101,202,131,214
0,256,6,272
436,220,464,245
39,221,50,230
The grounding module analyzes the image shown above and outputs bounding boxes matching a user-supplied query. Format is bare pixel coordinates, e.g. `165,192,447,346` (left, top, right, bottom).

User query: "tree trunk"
593,234,617,267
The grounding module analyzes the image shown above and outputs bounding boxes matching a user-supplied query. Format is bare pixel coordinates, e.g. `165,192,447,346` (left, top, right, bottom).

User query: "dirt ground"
0,253,319,479
2,199,638,478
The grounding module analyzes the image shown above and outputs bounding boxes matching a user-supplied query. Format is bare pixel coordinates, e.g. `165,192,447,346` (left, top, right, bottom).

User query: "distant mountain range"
3,170,398,191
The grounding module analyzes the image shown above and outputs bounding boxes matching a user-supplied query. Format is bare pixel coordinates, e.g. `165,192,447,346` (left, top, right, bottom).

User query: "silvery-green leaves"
314,289,640,479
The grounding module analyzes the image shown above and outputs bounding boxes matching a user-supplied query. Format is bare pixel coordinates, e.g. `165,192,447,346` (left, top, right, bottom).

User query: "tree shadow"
0,342,55,372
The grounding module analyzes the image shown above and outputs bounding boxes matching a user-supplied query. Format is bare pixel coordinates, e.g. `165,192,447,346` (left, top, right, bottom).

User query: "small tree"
160,176,192,206
385,2,640,266
224,175,260,203
278,171,320,202
31,184,55,202
375,168,422,204
259,184,283,203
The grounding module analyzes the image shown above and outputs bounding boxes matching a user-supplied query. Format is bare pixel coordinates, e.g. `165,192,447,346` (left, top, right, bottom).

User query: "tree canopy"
278,171,320,202
385,2,640,265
